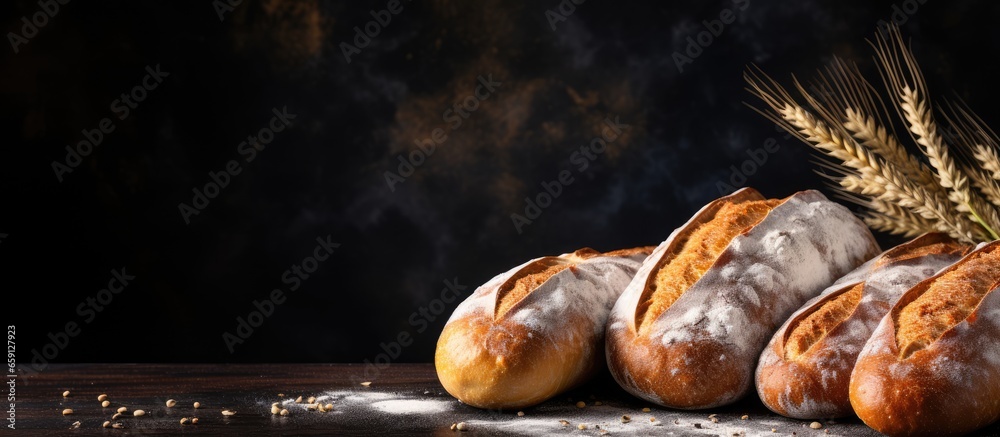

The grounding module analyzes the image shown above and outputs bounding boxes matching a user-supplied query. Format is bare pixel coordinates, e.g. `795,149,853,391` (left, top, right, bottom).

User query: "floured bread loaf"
850,240,1000,437
756,233,968,419
605,187,880,409
435,246,652,409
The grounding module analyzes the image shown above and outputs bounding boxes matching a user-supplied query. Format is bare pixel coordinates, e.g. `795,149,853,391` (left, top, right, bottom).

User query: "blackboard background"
3,0,999,364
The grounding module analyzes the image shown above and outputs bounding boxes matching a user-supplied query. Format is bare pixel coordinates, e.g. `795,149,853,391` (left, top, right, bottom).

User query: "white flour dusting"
370,399,452,414
445,249,648,339
321,390,397,403
253,388,860,435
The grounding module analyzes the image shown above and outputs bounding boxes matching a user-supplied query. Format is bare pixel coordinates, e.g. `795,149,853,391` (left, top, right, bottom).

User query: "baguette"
850,240,1000,437
756,233,968,419
606,188,880,409
435,246,652,409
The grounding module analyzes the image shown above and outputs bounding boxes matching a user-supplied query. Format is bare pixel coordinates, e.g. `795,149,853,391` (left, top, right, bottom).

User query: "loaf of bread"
605,188,880,409
756,233,968,419
850,240,1000,436
435,246,652,409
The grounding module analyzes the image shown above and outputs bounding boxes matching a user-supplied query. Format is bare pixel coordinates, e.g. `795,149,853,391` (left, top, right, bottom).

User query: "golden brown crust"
875,233,969,267
784,283,865,360
436,314,589,409
850,241,1000,436
607,327,745,409
635,199,779,332
895,244,1000,358
600,246,657,260
494,258,572,319
627,188,766,331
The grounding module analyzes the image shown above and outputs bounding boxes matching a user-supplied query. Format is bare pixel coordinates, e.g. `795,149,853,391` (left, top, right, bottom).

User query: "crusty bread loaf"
435,246,652,409
756,233,968,419
605,187,880,409
851,241,1000,437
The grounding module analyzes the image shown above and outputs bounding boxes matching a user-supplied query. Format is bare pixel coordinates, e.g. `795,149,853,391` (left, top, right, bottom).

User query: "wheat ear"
745,68,979,241
872,26,999,240
804,57,940,191
830,189,937,237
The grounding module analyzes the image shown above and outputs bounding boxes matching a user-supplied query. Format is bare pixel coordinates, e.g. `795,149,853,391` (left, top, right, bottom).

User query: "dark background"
3,0,999,364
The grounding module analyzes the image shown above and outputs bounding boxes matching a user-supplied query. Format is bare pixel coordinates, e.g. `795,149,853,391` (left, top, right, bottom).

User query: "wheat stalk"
745,24,1000,243
872,26,1000,240
802,57,941,192
743,70,981,241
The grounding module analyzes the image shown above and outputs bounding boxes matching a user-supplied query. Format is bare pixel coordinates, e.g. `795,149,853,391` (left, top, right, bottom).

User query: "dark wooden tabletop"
7,364,1000,436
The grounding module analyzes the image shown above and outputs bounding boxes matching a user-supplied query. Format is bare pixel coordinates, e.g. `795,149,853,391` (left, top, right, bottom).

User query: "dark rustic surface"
12,363,998,436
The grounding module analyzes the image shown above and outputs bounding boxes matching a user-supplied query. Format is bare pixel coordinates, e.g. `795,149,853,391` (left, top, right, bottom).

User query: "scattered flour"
370,399,452,415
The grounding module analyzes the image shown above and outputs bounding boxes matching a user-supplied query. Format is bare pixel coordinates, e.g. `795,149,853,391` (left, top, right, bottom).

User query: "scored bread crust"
756,233,968,419
605,187,880,409
435,246,652,409
850,241,1000,437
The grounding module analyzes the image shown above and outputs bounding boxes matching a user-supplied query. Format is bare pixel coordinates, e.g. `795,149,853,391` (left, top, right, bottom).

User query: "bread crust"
850,241,1000,437
606,188,880,409
756,233,968,419
435,246,652,409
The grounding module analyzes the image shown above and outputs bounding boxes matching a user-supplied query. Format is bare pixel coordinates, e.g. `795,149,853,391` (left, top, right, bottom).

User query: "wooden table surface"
8,364,1000,436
